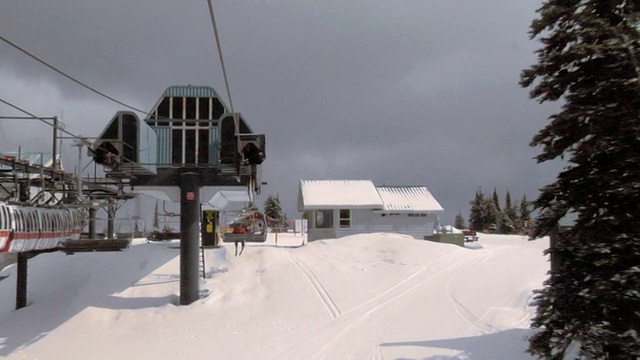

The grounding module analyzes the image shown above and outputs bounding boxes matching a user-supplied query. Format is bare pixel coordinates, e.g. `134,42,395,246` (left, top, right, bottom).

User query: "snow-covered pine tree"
483,196,499,233
521,1,640,358
264,195,284,230
501,190,518,234
469,188,486,231
454,212,466,230
492,188,501,213
519,194,531,234
492,188,504,233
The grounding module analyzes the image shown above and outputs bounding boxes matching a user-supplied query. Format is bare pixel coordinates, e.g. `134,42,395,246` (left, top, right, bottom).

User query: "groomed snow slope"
0,232,549,359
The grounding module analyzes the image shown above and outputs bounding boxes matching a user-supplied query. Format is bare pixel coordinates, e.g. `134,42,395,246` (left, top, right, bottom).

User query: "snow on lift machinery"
221,208,268,243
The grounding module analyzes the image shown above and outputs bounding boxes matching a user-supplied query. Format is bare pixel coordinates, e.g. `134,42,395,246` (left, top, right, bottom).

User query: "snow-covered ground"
0,232,549,359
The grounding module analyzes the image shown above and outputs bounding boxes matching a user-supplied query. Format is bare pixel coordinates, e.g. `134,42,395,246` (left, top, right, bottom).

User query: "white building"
298,180,444,241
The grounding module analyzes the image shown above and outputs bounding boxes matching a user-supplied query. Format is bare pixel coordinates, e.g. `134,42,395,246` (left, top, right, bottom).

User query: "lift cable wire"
205,1,241,145
206,0,253,202
0,33,148,115
206,0,236,117
0,96,91,146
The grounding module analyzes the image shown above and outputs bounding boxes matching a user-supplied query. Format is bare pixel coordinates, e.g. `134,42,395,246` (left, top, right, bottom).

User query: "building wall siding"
152,126,172,165
307,208,438,241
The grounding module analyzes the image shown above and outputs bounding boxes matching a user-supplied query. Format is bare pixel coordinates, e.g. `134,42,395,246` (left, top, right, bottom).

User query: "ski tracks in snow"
446,282,500,335
290,253,341,319
272,251,491,360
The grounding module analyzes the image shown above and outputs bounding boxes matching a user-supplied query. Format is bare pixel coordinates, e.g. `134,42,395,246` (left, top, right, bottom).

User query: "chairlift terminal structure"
0,85,267,308
90,85,266,305
91,85,265,191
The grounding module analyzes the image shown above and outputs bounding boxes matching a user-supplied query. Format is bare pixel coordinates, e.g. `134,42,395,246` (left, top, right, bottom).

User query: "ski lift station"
92,85,265,194
0,85,265,308
91,85,265,219
90,85,266,304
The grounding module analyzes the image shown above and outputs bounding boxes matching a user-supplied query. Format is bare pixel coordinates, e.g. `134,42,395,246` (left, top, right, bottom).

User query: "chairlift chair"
221,209,268,243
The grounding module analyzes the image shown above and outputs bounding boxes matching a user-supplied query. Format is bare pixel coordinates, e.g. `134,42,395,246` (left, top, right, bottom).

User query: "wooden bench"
462,230,479,242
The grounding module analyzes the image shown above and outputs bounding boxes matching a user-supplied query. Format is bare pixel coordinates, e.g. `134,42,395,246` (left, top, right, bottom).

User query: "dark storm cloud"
0,0,555,223
0,0,222,102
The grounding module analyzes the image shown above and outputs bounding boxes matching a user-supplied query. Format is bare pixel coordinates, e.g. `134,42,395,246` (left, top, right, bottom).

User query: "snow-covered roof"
298,180,444,213
376,186,443,212
298,180,384,210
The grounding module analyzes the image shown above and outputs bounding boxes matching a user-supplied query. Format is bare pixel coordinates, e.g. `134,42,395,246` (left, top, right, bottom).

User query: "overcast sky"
0,0,562,224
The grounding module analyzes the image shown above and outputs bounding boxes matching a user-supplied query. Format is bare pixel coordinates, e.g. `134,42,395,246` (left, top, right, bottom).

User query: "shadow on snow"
381,328,535,360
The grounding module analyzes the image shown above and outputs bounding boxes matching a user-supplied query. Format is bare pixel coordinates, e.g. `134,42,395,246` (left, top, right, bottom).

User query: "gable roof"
298,180,444,212
376,186,443,212
298,180,384,210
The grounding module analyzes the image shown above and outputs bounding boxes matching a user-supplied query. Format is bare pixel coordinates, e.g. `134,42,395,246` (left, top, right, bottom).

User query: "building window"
339,209,351,228
172,97,184,119
169,126,215,165
212,98,225,119
172,129,183,164
198,97,210,120
198,129,209,165
315,210,333,229
157,97,170,120
185,97,196,120
185,129,196,163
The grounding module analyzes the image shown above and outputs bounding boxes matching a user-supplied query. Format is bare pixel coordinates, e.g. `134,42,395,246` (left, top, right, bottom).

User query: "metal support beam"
16,252,29,310
18,182,29,203
52,116,58,170
180,172,200,305
107,205,116,240
89,207,97,239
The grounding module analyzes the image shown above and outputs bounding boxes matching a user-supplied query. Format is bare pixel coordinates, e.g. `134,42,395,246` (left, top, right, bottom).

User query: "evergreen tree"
454,212,466,229
469,188,486,231
264,195,285,230
521,1,640,358
492,188,501,213
491,188,503,233
501,190,518,234
519,195,531,234
469,188,501,232
483,198,499,233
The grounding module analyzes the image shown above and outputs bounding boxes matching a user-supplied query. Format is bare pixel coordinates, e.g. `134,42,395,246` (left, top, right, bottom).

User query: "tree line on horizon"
455,188,531,234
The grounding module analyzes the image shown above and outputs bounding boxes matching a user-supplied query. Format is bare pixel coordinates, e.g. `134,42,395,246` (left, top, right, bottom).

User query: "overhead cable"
0,33,148,115
206,0,253,202
206,0,236,116
0,96,91,145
